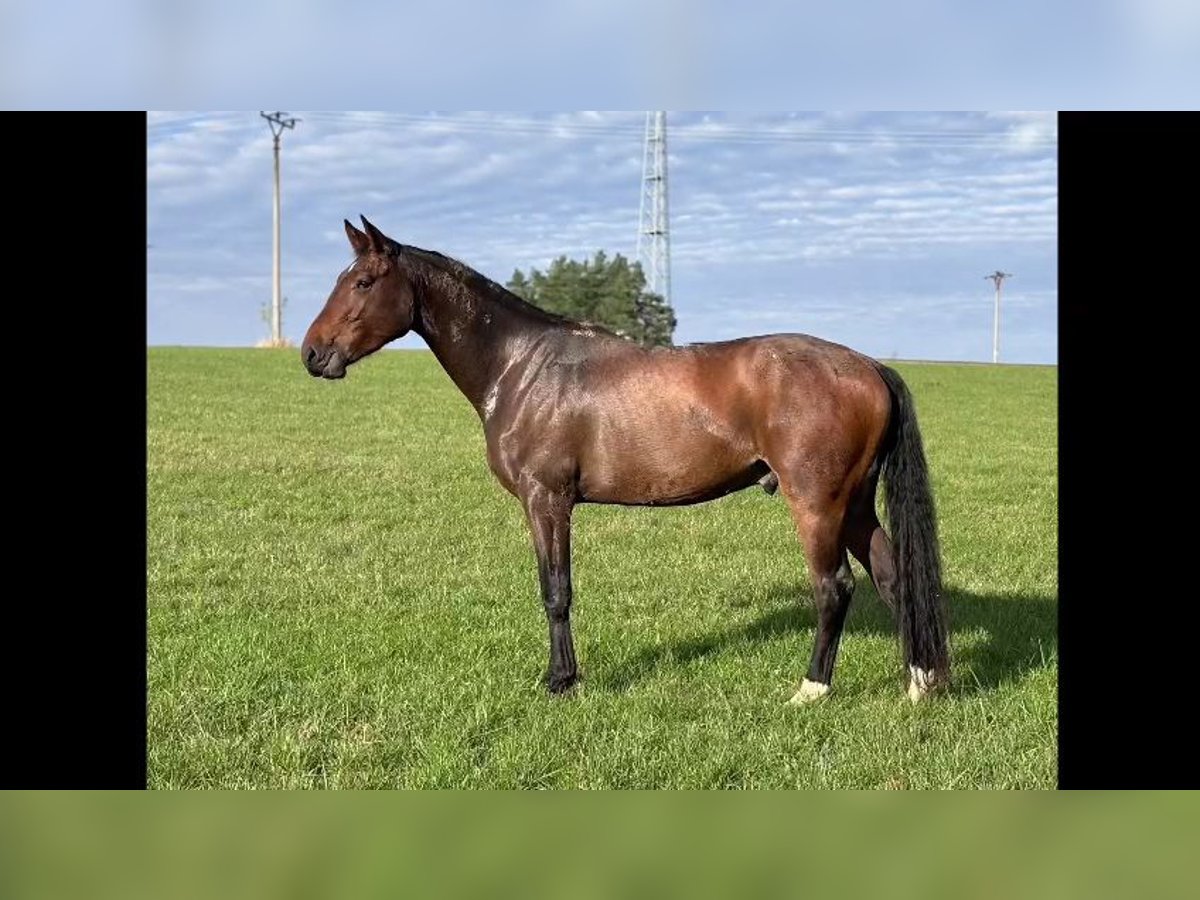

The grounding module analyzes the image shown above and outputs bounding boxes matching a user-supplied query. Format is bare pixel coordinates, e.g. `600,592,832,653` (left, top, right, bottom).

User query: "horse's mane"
393,243,624,339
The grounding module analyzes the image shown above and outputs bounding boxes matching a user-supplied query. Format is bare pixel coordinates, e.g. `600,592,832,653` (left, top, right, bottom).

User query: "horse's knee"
543,594,571,622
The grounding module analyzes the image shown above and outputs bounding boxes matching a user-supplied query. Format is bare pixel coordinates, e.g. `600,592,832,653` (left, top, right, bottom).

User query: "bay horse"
302,217,949,703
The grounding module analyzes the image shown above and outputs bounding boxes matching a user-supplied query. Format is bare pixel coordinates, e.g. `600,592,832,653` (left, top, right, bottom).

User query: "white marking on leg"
788,678,830,704
907,666,937,702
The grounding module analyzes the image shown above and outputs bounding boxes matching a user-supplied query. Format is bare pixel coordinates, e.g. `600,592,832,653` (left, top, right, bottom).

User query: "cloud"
148,111,1057,363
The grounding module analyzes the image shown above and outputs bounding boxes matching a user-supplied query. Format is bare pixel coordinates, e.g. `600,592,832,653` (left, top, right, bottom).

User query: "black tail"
874,364,949,683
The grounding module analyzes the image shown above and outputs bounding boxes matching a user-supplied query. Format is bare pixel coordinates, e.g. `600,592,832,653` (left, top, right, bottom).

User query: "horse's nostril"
305,346,319,367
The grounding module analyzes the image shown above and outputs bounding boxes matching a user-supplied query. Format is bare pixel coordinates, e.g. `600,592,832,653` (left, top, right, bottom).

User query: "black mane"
394,243,623,339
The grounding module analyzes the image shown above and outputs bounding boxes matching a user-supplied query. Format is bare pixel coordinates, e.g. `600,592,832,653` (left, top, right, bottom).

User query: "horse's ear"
344,219,370,256
360,215,390,254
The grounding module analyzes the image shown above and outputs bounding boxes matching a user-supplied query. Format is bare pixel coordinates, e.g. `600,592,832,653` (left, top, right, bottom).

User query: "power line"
150,111,1056,147
149,111,1055,152
260,111,299,348
290,111,1057,149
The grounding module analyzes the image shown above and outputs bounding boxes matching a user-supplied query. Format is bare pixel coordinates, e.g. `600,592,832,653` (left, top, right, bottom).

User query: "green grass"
147,347,1057,789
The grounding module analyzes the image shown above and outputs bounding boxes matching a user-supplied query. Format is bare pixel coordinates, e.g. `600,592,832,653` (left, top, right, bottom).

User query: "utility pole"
637,111,672,320
260,111,299,346
984,271,1012,364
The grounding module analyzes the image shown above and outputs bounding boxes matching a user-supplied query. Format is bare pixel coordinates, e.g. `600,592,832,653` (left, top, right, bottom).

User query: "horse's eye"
355,278,372,290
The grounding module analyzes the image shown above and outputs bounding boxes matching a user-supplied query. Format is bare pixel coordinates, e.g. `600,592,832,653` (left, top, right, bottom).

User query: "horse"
302,216,949,704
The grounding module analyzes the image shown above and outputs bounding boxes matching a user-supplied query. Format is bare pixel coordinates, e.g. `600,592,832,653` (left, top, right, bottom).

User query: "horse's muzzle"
302,345,347,379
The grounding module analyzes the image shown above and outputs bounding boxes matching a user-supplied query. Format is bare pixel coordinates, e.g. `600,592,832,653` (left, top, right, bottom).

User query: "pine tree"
505,252,675,347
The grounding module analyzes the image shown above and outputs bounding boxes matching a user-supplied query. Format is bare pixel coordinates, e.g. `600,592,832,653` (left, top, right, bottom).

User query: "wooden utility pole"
260,112,299,346
984,271,1012,364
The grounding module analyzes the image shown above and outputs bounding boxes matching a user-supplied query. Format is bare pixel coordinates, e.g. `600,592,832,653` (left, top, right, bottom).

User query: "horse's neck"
411,274,551,414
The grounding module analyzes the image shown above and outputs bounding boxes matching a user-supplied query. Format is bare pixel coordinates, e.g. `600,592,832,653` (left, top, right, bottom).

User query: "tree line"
506,251,676,347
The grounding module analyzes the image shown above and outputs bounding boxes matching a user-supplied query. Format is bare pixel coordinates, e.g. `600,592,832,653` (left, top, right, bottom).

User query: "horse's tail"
873,363,949,695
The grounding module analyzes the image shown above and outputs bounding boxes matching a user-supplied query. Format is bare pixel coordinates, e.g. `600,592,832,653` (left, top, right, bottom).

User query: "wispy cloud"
148,111,1057,363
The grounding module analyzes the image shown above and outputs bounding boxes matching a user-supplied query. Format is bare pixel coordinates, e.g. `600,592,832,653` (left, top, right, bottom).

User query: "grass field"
147,347,1057,788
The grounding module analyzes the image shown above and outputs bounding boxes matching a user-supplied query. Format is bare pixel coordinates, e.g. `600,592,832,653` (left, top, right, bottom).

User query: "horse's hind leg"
845,504,899,617
783,496,856,704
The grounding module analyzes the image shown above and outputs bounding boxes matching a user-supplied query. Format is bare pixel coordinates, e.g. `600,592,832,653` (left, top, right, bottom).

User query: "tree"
256,295,293,348
259,294,287,330
506,251,676,347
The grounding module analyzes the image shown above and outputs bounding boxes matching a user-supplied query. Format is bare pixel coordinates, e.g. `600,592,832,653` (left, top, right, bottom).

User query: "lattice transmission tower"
636,111,671,313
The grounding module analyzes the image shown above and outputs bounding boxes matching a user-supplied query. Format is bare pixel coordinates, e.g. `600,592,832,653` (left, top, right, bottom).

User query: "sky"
9,2,1200,107
148,111,1057,364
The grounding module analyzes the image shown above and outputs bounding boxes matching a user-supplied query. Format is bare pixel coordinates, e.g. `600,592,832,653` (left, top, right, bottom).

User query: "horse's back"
568,331,890,445
662,333,891,422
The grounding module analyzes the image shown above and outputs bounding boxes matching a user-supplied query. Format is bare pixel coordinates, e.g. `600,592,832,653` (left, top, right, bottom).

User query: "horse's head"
302,216,417,379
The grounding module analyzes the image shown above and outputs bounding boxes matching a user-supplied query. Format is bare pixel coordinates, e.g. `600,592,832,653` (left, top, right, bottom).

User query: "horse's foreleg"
520,482,577,694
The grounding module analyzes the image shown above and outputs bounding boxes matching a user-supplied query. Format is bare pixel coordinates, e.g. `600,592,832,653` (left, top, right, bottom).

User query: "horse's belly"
576,422,763,506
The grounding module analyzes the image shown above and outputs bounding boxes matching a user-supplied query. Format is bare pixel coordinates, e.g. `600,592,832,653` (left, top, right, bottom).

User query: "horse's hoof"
546,671,578,695
906,666,940,702
788,679,830,704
